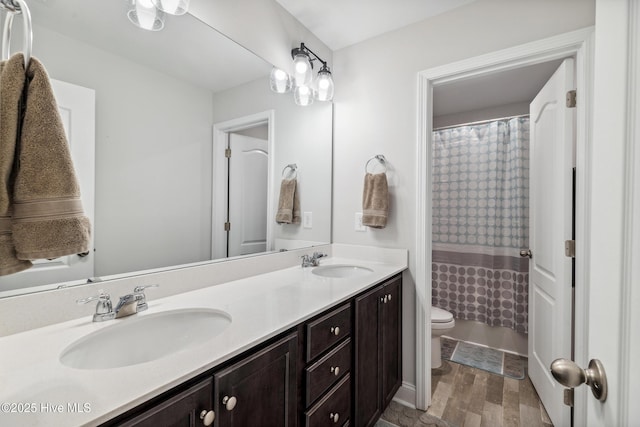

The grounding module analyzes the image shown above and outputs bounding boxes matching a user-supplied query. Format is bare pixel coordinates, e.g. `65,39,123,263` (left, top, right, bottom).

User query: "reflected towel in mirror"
276,178,300,224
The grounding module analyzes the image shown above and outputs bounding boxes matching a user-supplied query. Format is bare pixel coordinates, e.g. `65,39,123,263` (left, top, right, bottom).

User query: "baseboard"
392,381,416,409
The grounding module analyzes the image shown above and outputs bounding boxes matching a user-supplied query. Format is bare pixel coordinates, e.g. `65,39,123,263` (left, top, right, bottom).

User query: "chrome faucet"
77,284,159,322
301,252,327,267
114,284,159,318
76,290,115,322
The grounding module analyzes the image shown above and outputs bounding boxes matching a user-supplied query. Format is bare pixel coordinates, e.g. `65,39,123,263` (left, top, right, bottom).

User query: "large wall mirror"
0,0,332,297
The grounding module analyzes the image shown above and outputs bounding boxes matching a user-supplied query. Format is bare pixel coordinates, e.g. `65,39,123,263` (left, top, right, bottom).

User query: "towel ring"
1,0,33,69
365,155,387,173
282,163,297,179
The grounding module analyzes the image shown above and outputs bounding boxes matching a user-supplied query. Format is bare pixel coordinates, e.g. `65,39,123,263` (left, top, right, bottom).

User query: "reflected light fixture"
270,67,292,94
152,0,190,15
128,0,165,31
269,42,334,106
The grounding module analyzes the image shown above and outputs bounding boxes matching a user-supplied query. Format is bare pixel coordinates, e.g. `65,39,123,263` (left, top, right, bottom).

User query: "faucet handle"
133,284,159,293
133,284,159,311
77,290,115,322
312,252,327,258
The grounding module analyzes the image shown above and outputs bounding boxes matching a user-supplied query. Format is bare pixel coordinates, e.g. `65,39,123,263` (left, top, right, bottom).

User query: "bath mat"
441,337,526,379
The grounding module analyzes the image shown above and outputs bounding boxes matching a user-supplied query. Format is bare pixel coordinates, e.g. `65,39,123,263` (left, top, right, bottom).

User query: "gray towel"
362,173,389,228
0,56,33,275
276,178,300,224
8,53,91,261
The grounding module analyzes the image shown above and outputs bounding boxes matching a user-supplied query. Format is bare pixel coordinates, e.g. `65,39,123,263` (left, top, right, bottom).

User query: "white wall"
433,102,529,129
32,25,214,277
211,77,333,246
331,0,595,397
189,0,332,74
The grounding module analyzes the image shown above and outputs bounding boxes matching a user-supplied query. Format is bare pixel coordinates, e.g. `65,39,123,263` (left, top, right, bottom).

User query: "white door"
528,58,575,427
227,134,268,257
0,79,95,295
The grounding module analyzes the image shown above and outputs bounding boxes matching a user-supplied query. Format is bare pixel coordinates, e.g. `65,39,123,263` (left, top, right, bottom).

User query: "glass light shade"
294,85,314,106
315,70,334,101
152,0,189,15
269,67,292,93
292,53,313,87
128,0,165,31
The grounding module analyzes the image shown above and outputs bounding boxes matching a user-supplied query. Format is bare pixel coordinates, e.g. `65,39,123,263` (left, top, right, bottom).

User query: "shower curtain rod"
433,113,530,131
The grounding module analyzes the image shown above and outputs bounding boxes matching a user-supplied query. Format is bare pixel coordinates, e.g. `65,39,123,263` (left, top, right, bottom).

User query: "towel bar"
282,163,297,179
365,155,387,173
1,0,32,69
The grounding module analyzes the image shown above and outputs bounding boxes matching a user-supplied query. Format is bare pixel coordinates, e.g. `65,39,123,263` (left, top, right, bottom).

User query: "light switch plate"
355,212,366,231
303,212,312,229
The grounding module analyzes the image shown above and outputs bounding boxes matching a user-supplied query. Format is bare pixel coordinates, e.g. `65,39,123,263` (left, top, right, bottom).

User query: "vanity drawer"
304,374,351,427
306,338,351,406
306,304,351,362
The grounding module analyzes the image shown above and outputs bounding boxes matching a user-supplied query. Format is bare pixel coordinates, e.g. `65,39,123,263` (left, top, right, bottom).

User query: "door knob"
550,358,608,402
519,249,532,258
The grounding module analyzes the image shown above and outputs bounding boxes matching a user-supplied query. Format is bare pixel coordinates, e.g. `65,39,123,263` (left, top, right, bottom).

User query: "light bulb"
269,67,292,93
152,0,190,15
292,53,312,87
294,85,314,106
315,69,334,102
128,0,165,31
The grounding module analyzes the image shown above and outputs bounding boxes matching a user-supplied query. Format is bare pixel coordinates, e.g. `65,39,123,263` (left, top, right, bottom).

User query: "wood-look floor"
429,360,553,427
381,360,553,427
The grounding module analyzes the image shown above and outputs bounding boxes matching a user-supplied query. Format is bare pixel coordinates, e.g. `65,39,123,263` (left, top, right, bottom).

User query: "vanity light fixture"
128,0,165,31
151,0,190,16
269,43,334,105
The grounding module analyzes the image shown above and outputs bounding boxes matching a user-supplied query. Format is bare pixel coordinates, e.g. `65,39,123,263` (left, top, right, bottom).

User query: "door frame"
212,110,275,259
414,27,594,424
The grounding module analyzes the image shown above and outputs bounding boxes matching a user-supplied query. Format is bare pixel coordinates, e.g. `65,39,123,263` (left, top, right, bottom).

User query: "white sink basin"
60,308,231,370
312,264,374,279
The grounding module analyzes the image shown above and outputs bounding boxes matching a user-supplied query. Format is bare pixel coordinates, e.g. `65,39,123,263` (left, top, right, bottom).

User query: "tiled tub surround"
0,244,407,426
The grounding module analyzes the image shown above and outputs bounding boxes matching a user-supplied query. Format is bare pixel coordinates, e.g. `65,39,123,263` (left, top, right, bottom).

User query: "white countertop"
0,255,406,426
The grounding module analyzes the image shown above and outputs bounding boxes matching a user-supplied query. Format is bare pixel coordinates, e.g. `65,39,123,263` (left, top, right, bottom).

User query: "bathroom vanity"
0,245,407,427
103,273,402,427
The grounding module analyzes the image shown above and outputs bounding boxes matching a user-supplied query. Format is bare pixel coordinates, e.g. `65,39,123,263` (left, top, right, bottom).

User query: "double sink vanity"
0,244,407,427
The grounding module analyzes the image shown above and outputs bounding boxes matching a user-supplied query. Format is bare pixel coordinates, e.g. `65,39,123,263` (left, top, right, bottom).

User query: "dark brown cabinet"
117,378,214,427
303,304,352,427
354,275,402,427
214,333,298,427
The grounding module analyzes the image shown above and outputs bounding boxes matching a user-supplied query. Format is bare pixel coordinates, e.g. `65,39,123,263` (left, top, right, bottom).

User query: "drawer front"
307,304,351,361
305,374,351,427
306,338,351,406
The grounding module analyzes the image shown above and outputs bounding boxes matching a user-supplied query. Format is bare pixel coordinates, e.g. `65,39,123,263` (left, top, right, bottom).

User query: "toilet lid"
431,306,453,323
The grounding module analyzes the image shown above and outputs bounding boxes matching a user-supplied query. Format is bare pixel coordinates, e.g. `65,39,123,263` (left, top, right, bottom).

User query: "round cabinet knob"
199,410,215,426
330,326,340,336
222,395,237,411
330,366,340,376
330,412,340,423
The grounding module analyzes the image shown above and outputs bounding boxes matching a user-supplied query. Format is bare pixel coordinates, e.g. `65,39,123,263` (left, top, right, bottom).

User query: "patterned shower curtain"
431,117,530,334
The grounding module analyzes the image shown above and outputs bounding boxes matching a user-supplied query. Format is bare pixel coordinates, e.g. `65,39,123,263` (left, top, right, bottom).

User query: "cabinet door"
354,285,383,427
381,276,402,409
214,333,298,427
119,378,213,427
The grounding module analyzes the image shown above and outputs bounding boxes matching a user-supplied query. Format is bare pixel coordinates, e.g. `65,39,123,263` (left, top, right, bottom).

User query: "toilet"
431,306,455,368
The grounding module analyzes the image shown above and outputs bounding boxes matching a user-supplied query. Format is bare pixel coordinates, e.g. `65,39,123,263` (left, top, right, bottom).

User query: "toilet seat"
431,306,453,323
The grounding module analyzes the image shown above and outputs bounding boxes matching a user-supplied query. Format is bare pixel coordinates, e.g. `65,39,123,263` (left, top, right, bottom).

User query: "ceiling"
275,0,476,51
26,0,271,93
433,60,564,117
